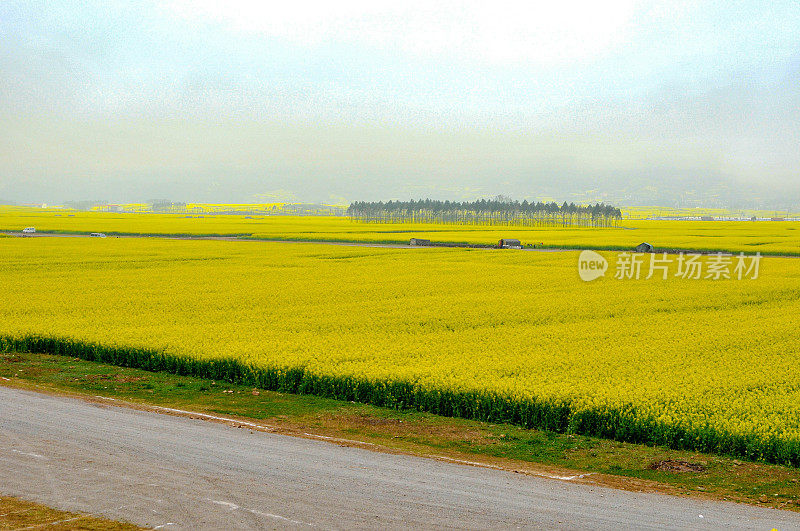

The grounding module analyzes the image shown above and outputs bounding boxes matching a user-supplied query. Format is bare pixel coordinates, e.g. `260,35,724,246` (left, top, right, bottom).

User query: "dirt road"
1,386,798,529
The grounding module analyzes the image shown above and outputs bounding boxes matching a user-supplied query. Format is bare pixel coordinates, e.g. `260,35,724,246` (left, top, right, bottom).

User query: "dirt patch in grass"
649,459,707,472
352,414,405,426
71,374,148,383
326,412,496,447
113,375,148,383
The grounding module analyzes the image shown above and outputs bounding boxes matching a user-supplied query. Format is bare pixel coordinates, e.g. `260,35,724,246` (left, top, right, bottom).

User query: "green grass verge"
2,334,799,467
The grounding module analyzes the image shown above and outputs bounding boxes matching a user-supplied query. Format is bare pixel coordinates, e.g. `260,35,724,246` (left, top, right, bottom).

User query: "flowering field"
2,236,799,464
1,206,799,255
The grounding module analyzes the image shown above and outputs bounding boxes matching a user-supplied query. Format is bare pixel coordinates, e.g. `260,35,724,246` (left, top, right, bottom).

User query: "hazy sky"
1,1,799,207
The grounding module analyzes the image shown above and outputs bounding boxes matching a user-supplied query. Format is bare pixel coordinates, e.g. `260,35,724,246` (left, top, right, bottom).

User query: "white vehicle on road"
22,227,36,234
90,232,107,238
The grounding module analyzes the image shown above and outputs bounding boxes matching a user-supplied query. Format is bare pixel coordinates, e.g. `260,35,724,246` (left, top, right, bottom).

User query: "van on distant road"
22,227,35,234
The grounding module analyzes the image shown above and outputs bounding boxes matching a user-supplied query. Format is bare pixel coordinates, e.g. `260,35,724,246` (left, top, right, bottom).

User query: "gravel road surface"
1,386,798,530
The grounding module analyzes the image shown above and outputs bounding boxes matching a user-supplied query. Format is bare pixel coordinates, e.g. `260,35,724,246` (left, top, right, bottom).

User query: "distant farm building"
498,239,522,249
635,242,654,253
409,238,431,246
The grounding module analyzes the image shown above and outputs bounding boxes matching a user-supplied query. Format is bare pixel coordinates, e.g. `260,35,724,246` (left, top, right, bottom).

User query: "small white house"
22,227,35,234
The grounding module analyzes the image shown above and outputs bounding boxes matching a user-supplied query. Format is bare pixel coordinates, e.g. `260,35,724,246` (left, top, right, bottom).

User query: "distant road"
8,230,419,248
3,230,572,251
11,230,800,257
10,231,800,257
1,387,798,530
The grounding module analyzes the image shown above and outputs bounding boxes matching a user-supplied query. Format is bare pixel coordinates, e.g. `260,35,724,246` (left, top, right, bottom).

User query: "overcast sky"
1,1,799,208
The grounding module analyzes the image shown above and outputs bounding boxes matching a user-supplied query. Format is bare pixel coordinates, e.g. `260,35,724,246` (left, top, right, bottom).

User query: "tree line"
347,198,623,227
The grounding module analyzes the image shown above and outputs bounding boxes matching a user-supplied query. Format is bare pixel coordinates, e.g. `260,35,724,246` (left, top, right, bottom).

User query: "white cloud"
164,0,638,64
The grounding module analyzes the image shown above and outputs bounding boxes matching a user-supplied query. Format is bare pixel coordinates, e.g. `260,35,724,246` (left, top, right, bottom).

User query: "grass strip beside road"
0,495,140,530
2,351,799,512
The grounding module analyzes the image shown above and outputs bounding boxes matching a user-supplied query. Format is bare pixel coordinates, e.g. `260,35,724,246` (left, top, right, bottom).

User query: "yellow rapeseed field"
1,236,799,463
1,206,799,255
623,206,800,220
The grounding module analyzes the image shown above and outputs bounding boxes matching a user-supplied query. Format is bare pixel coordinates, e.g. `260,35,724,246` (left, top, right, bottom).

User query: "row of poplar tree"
347,199,623,227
